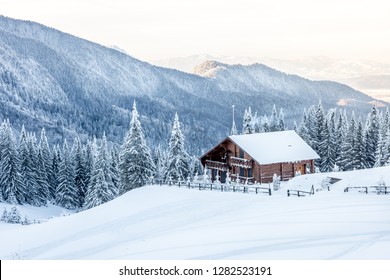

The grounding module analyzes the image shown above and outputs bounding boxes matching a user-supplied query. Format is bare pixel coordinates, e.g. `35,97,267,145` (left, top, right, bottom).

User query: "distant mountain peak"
192,60,226,77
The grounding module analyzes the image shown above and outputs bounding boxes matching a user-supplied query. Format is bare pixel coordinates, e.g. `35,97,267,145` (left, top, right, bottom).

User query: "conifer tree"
83,140,95,191
110,145,120,190
306,105,317,149
313,101,325,154
364,105,380,168
339,112,356,170
335,111,346,166
39,128,54,200
298,110,310,145
56,140,79,209
49,145,61,200
164,113,190,182
72,137,88,206
230,105,238,135
119,101,155,193
242,107,253,134
261,114,270,132
384,128,390,165
320,120,335,172
18,127,46,206
84,134,118,209
269,105,279,132
352,120,365,169
278,108,285,131
30,134,50,205
0,120,25,204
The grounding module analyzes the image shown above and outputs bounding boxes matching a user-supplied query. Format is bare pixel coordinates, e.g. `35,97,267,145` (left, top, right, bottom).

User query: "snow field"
1,173,389,260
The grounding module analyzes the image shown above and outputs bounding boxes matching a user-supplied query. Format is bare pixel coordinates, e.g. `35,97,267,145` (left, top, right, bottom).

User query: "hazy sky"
1,0,390,62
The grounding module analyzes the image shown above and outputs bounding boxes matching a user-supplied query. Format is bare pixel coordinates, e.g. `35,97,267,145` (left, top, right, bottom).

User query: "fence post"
365,187,368,194
256,187,258,194
269,188,272,196
287,190,290,197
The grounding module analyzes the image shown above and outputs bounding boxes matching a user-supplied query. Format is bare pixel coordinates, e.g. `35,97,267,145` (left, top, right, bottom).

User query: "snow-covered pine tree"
306,105,317,149
72,137,88,206
383,128,390,165
0,120,25,204
261,114,270,132
319,119,335,172
320,110,337,172
230,105,238,135
110,145,120,190
38,128,54,200
334,111,346,167
374,109,390,167
269,105,279,132
28,133,49,206
339,112,356,171
352,119,365,170
83,140,95,192
313,101,326,154
84,133,118,209
164,113,190,183
298,110,310,145
251,111,261,133
364,105,380,168
49,145,61,200
18,127,46,206
278,108,285,131
119,101,155,193
56,140,79,209
242,107,253,134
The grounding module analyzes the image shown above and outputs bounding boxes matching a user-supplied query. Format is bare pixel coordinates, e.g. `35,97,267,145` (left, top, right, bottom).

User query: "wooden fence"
151,180,272,196
344,186,389,195
287,186,315,197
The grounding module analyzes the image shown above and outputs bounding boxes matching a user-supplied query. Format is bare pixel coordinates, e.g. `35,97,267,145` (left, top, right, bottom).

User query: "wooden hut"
200,130,320,183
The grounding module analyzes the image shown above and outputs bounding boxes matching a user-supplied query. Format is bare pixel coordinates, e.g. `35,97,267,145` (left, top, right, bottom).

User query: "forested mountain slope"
0,16,384,153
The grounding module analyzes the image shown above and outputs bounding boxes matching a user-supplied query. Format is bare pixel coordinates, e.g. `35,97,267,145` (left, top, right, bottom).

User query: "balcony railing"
205,160,228,171
230,157,252,169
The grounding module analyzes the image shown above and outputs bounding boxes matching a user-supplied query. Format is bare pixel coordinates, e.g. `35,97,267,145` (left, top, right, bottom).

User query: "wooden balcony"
230,156,252,169
205,160,228,171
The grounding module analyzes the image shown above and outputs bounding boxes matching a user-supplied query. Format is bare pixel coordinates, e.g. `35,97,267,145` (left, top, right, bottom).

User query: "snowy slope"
1,167,389,260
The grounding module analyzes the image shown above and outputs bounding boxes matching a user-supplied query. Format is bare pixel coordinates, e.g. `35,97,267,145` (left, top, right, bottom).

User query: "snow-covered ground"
1,167,390,260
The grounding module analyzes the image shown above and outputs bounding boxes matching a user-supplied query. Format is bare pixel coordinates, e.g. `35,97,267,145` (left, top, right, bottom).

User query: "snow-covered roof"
228,130,320,165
